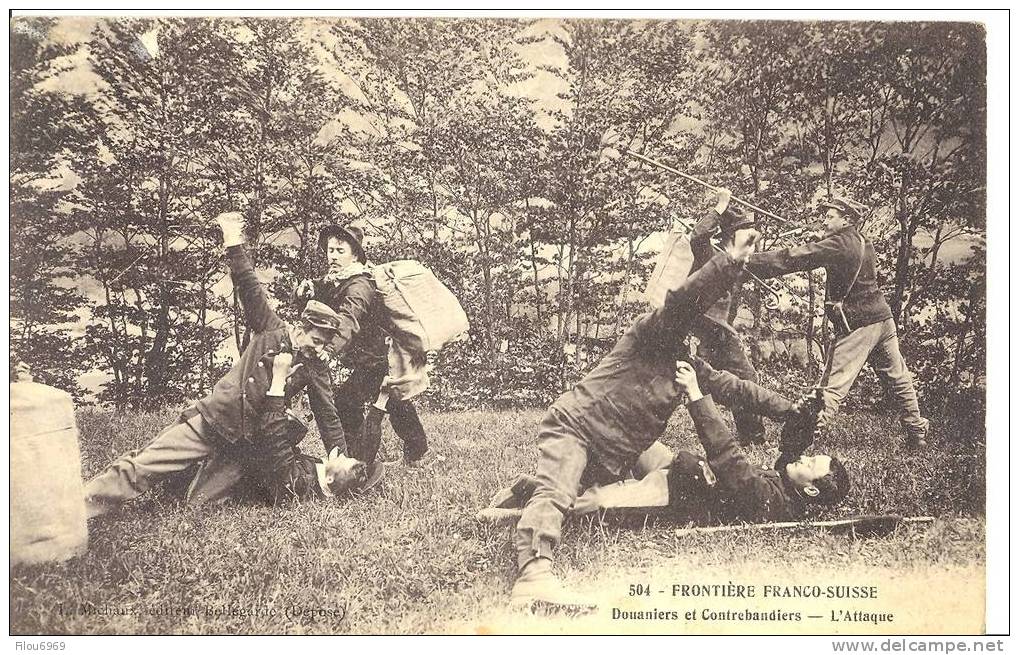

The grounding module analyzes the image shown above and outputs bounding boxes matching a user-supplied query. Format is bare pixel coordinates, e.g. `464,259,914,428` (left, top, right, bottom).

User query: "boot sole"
509,597,598,615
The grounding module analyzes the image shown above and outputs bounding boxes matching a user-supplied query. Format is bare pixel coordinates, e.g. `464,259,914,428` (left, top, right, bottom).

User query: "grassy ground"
10,403,985,634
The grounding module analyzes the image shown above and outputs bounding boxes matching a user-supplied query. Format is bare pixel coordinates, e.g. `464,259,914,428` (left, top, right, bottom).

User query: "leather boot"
509,557,597,612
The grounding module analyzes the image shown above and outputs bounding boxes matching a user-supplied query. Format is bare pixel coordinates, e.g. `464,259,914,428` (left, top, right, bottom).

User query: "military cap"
301,300,343,334
819,197,864,222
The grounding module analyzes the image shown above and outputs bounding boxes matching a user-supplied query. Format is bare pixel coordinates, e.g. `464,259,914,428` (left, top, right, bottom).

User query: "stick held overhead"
619,148,793,226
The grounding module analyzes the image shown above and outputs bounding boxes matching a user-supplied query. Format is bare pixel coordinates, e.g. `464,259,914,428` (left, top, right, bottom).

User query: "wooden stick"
674,515,935,538
622,149,794,226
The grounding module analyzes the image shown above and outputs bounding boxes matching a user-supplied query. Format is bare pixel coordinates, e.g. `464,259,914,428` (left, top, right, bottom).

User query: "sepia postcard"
7,9,1007,644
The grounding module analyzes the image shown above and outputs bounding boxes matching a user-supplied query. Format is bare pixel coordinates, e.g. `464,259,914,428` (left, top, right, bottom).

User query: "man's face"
324,454,366,494
784,454,832,487
326,236,357,272
823,208,850,236
293,326,334,359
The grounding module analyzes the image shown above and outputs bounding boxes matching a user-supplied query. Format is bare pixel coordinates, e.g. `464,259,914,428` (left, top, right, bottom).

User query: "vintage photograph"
9,12,993,637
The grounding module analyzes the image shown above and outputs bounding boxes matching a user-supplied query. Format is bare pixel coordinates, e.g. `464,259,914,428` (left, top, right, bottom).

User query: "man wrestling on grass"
84,212,378,519
485,362,849,528
502,221,849,612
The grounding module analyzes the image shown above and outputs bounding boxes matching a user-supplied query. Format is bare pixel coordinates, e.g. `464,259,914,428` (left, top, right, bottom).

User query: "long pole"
617,147,812,309
671,216,812,311
674,516,934,538
621,148,794,226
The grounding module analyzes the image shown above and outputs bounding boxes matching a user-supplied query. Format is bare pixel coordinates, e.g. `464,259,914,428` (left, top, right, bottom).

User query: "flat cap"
301,300,343,334
719,205,756,232
819,197,864,221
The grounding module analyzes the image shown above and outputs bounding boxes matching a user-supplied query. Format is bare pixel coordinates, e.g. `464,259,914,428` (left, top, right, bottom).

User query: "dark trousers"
334,364,428,463
694,319,765,443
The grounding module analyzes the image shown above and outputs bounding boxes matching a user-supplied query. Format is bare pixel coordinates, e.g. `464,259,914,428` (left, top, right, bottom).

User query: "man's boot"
904,417,929,449
487,474,540,510
509,557,597,612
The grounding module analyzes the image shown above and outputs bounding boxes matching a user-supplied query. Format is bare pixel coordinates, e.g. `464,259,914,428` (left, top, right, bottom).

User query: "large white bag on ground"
10,381,88,566
644,231,695,308
372,260,470,353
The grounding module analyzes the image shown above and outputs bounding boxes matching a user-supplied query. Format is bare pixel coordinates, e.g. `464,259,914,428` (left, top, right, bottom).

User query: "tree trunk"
232,289,243,352
890,215,912,326
613,237,635,338
806,271,817,373
946,278,980,411
198,279,208,395
529,234,544,334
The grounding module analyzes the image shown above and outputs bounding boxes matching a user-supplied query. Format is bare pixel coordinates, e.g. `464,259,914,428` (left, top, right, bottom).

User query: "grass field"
10,402,986,635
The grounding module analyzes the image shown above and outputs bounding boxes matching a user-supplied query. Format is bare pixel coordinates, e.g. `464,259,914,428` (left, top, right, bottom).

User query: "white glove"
713,188,732,215
295,279,315,300
214,212,246,247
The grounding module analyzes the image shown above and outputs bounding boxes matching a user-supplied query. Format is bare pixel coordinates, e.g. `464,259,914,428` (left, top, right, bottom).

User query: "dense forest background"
10,17,986,417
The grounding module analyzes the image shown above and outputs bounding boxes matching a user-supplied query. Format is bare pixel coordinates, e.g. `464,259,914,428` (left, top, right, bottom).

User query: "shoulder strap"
840,234,866,302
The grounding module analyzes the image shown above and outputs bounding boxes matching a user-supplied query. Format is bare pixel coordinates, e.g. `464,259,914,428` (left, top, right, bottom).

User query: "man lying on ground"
84,212,375,518
484,362,848,526
238,351,385,503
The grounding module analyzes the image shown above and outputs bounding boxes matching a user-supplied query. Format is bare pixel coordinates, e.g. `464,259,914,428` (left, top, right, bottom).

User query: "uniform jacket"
551,252,742,475
747,226,893,330
195,245,347,454
688,395,803,522
307,273,389,371
248,397,325,503
689,209,742,332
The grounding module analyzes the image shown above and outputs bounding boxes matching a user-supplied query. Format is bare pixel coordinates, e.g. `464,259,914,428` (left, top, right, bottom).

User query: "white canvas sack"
643,231,695,308
11,381,88,565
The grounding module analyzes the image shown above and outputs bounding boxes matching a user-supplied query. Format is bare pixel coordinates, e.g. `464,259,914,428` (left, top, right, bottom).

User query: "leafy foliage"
9,18,986,418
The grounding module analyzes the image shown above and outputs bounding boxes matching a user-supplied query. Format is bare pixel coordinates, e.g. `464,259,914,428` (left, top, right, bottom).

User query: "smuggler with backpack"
643,189,767,446
295,223,469,469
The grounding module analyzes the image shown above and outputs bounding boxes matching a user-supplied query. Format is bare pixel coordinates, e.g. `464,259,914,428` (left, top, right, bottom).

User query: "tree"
846,22,986,327
10,17,91,395
79,18,248,406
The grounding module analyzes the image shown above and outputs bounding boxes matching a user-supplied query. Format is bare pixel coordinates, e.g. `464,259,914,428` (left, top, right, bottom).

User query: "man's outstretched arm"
676,362,782,516
216,212,284,335
303,357,348,455
692,356,796,418
746,232,844,280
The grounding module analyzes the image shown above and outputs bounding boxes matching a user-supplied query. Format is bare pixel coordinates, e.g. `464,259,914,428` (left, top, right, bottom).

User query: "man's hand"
778,389,824,460
713,187,732,215
268,352,304,397
675,361,703,404
294,279,315,301
572,488,602,515
214,211,246,247
726,228,759,263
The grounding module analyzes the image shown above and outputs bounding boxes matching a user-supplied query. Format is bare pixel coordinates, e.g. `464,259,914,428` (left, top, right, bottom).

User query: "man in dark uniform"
508,228,764,609
296,225,430,467
689,188,766,444
747,197,929,447
485,362,848,526
84,212,367,517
